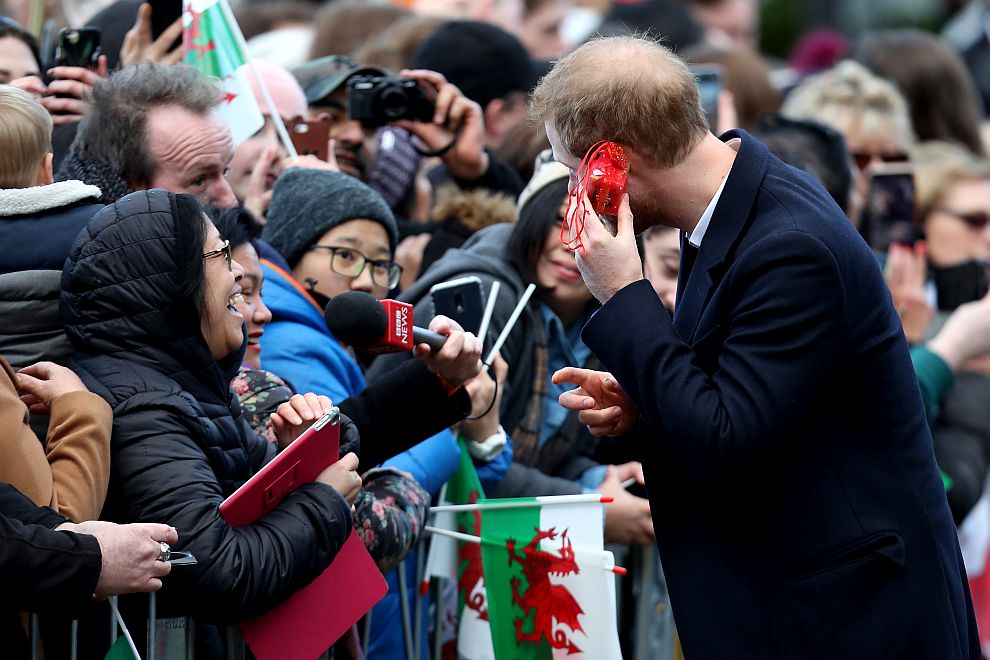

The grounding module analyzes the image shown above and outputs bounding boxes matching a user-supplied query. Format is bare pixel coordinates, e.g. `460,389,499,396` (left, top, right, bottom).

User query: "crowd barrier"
26,540,681,660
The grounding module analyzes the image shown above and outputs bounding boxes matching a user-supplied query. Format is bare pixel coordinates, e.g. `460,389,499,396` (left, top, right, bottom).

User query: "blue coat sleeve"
261,318,365,403
383,430,460,498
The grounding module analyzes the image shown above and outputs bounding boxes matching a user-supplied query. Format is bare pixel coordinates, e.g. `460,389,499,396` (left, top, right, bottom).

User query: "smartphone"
864,163,916,251
150,0,183,45
53,28,101,69
690,64,722,131
167,551,197,566
430,276,485,334
290,116,331,161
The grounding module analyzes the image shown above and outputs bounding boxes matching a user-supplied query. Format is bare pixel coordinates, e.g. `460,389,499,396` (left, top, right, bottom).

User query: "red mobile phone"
562,141,629,250
290,116,331,161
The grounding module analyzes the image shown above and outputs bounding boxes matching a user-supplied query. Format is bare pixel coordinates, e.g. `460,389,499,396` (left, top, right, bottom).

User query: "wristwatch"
466,426,507,462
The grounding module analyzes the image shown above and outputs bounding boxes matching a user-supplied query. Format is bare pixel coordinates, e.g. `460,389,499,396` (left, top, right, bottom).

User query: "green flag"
479,500,622,659
104,636,138,660
182,0,264,145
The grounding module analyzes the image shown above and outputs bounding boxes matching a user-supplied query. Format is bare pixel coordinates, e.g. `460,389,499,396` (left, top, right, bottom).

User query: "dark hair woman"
60,190,362,632
369,154,655,546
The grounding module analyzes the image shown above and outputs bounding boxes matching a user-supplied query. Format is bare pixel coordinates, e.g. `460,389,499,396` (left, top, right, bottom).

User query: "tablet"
220,410,341,527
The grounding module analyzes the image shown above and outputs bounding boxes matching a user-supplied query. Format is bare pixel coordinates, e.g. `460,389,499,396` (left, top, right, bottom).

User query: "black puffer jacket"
60,190,352,622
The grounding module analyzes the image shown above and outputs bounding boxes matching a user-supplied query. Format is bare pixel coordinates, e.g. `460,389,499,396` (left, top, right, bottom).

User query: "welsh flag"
479,501,623,659
183,0,264,145
425,438,495,659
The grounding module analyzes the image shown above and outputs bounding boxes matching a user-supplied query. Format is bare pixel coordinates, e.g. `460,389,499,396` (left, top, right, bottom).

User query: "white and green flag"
479,500,622,659
183,0,264,145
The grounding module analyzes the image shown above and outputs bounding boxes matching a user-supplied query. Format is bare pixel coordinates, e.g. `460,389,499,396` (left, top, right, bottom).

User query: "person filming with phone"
539,35,978,659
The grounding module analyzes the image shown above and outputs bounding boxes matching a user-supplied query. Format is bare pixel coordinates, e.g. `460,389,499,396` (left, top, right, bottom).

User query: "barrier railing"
25,537,677,660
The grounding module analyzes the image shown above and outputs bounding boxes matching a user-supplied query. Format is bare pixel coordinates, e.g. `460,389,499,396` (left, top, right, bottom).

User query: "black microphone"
324,291,447,354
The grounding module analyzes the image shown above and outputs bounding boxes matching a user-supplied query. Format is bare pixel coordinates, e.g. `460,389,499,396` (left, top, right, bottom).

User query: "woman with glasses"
781,60,916,229
259,168,508,659
59,190,363,642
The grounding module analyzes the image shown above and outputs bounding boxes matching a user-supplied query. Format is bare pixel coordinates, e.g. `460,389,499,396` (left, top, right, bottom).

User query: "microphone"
324,291,447,355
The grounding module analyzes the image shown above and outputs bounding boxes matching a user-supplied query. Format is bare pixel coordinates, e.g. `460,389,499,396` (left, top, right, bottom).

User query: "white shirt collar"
687,137,740,248
687,173,729,248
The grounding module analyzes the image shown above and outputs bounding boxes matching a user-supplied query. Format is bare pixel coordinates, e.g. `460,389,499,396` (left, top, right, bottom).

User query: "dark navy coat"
584,131,979,659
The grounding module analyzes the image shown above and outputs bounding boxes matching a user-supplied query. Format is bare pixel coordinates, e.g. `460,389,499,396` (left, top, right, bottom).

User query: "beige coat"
0,356,111,522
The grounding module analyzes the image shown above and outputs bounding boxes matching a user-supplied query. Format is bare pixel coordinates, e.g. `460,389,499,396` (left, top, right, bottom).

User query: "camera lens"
379,88,409,120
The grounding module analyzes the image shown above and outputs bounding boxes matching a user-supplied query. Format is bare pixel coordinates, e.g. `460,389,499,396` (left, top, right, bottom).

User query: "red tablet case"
220,410,341,526
220,410,388,659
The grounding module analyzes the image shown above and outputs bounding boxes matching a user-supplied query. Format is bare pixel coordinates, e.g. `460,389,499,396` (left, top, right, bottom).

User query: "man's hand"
553,367,638,436
460,353,508,442
281,138,341,175
599,465,654,545
120,2,185,68
316,452,362,504
572,194,644,303
243,144,281,220
58,521,178,598
41,57,108,125
413,315,483,388
271,393,334,450
394,69,488,181
17,362,89,415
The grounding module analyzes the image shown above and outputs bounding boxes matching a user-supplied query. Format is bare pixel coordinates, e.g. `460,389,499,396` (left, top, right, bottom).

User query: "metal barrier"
25,537,676,660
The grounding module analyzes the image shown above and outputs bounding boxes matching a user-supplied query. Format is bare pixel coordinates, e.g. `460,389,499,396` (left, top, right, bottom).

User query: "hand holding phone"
290,116,332,161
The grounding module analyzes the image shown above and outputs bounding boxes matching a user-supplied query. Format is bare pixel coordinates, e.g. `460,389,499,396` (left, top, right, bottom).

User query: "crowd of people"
2,0,990,657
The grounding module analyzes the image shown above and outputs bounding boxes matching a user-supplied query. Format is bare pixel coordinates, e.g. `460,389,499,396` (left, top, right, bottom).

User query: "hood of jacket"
60,189,244,404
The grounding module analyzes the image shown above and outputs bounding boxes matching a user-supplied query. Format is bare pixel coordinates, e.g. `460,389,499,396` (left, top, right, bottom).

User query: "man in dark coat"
537,36,980,658
0,483,176,656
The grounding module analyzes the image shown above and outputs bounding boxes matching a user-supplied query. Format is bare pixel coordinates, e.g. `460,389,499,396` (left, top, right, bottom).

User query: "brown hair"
682,43,780,131
0,85,52,188
530,35,709,167
855,30,985,156
309,1,412,59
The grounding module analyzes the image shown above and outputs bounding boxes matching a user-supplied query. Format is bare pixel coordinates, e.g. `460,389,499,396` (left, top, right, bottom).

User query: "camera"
347,76,435,128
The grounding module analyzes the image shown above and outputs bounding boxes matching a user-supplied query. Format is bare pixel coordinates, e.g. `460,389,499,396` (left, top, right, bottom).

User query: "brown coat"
0,357,111,522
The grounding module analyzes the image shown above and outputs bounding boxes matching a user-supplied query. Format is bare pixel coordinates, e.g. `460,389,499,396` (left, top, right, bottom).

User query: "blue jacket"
586,131,978,659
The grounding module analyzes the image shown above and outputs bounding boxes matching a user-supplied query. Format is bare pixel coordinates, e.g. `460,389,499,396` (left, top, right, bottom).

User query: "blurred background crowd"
3,0,990,658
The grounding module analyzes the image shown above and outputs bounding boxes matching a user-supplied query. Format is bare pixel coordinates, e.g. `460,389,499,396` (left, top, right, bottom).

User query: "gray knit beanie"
263,169,399,268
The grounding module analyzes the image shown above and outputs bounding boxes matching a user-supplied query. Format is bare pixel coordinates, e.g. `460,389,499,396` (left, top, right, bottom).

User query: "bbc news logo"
394,305,410,344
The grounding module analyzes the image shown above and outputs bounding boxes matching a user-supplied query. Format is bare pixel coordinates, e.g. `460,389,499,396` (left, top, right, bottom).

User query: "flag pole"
484,283,536,367
477,281,500,347
216,0,298,159
429,493,612,513
110,598,143,659
423,526,627,575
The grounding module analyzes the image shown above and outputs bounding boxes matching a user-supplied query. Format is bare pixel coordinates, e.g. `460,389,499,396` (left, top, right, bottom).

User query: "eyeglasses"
933,207,990,230
203,239,232,271
310,244,402,289
852,151,909,172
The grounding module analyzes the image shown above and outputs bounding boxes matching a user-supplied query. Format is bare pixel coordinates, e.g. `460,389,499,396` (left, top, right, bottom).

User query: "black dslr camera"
347,76,435,128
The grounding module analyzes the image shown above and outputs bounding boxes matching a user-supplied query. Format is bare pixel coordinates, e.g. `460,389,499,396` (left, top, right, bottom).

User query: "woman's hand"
413,315,483,388
120,2,185,68
271,393,334,450
316,452,362,504
885,241,933,344
40,56,108,125
16,362,89,415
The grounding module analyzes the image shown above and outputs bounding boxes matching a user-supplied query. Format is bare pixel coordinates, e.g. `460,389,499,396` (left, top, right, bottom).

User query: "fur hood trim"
0,180,102,217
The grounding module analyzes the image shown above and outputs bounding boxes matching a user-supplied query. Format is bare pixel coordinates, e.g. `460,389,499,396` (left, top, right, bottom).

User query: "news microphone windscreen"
324,291,388,347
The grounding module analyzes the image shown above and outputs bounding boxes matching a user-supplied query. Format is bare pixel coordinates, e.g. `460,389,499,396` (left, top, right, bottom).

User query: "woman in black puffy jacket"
59,189,362,625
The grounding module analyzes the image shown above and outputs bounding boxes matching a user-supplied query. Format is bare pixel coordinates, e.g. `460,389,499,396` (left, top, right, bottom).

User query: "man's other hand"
58,521,178,598
553,367,638,436
600,465,654,545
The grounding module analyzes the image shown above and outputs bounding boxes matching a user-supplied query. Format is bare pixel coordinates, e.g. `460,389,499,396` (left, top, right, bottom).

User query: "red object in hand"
562,141,629,252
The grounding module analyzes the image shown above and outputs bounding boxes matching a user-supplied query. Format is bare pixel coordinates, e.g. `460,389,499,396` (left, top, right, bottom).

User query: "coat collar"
0,180,101,217
672,130,770,341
